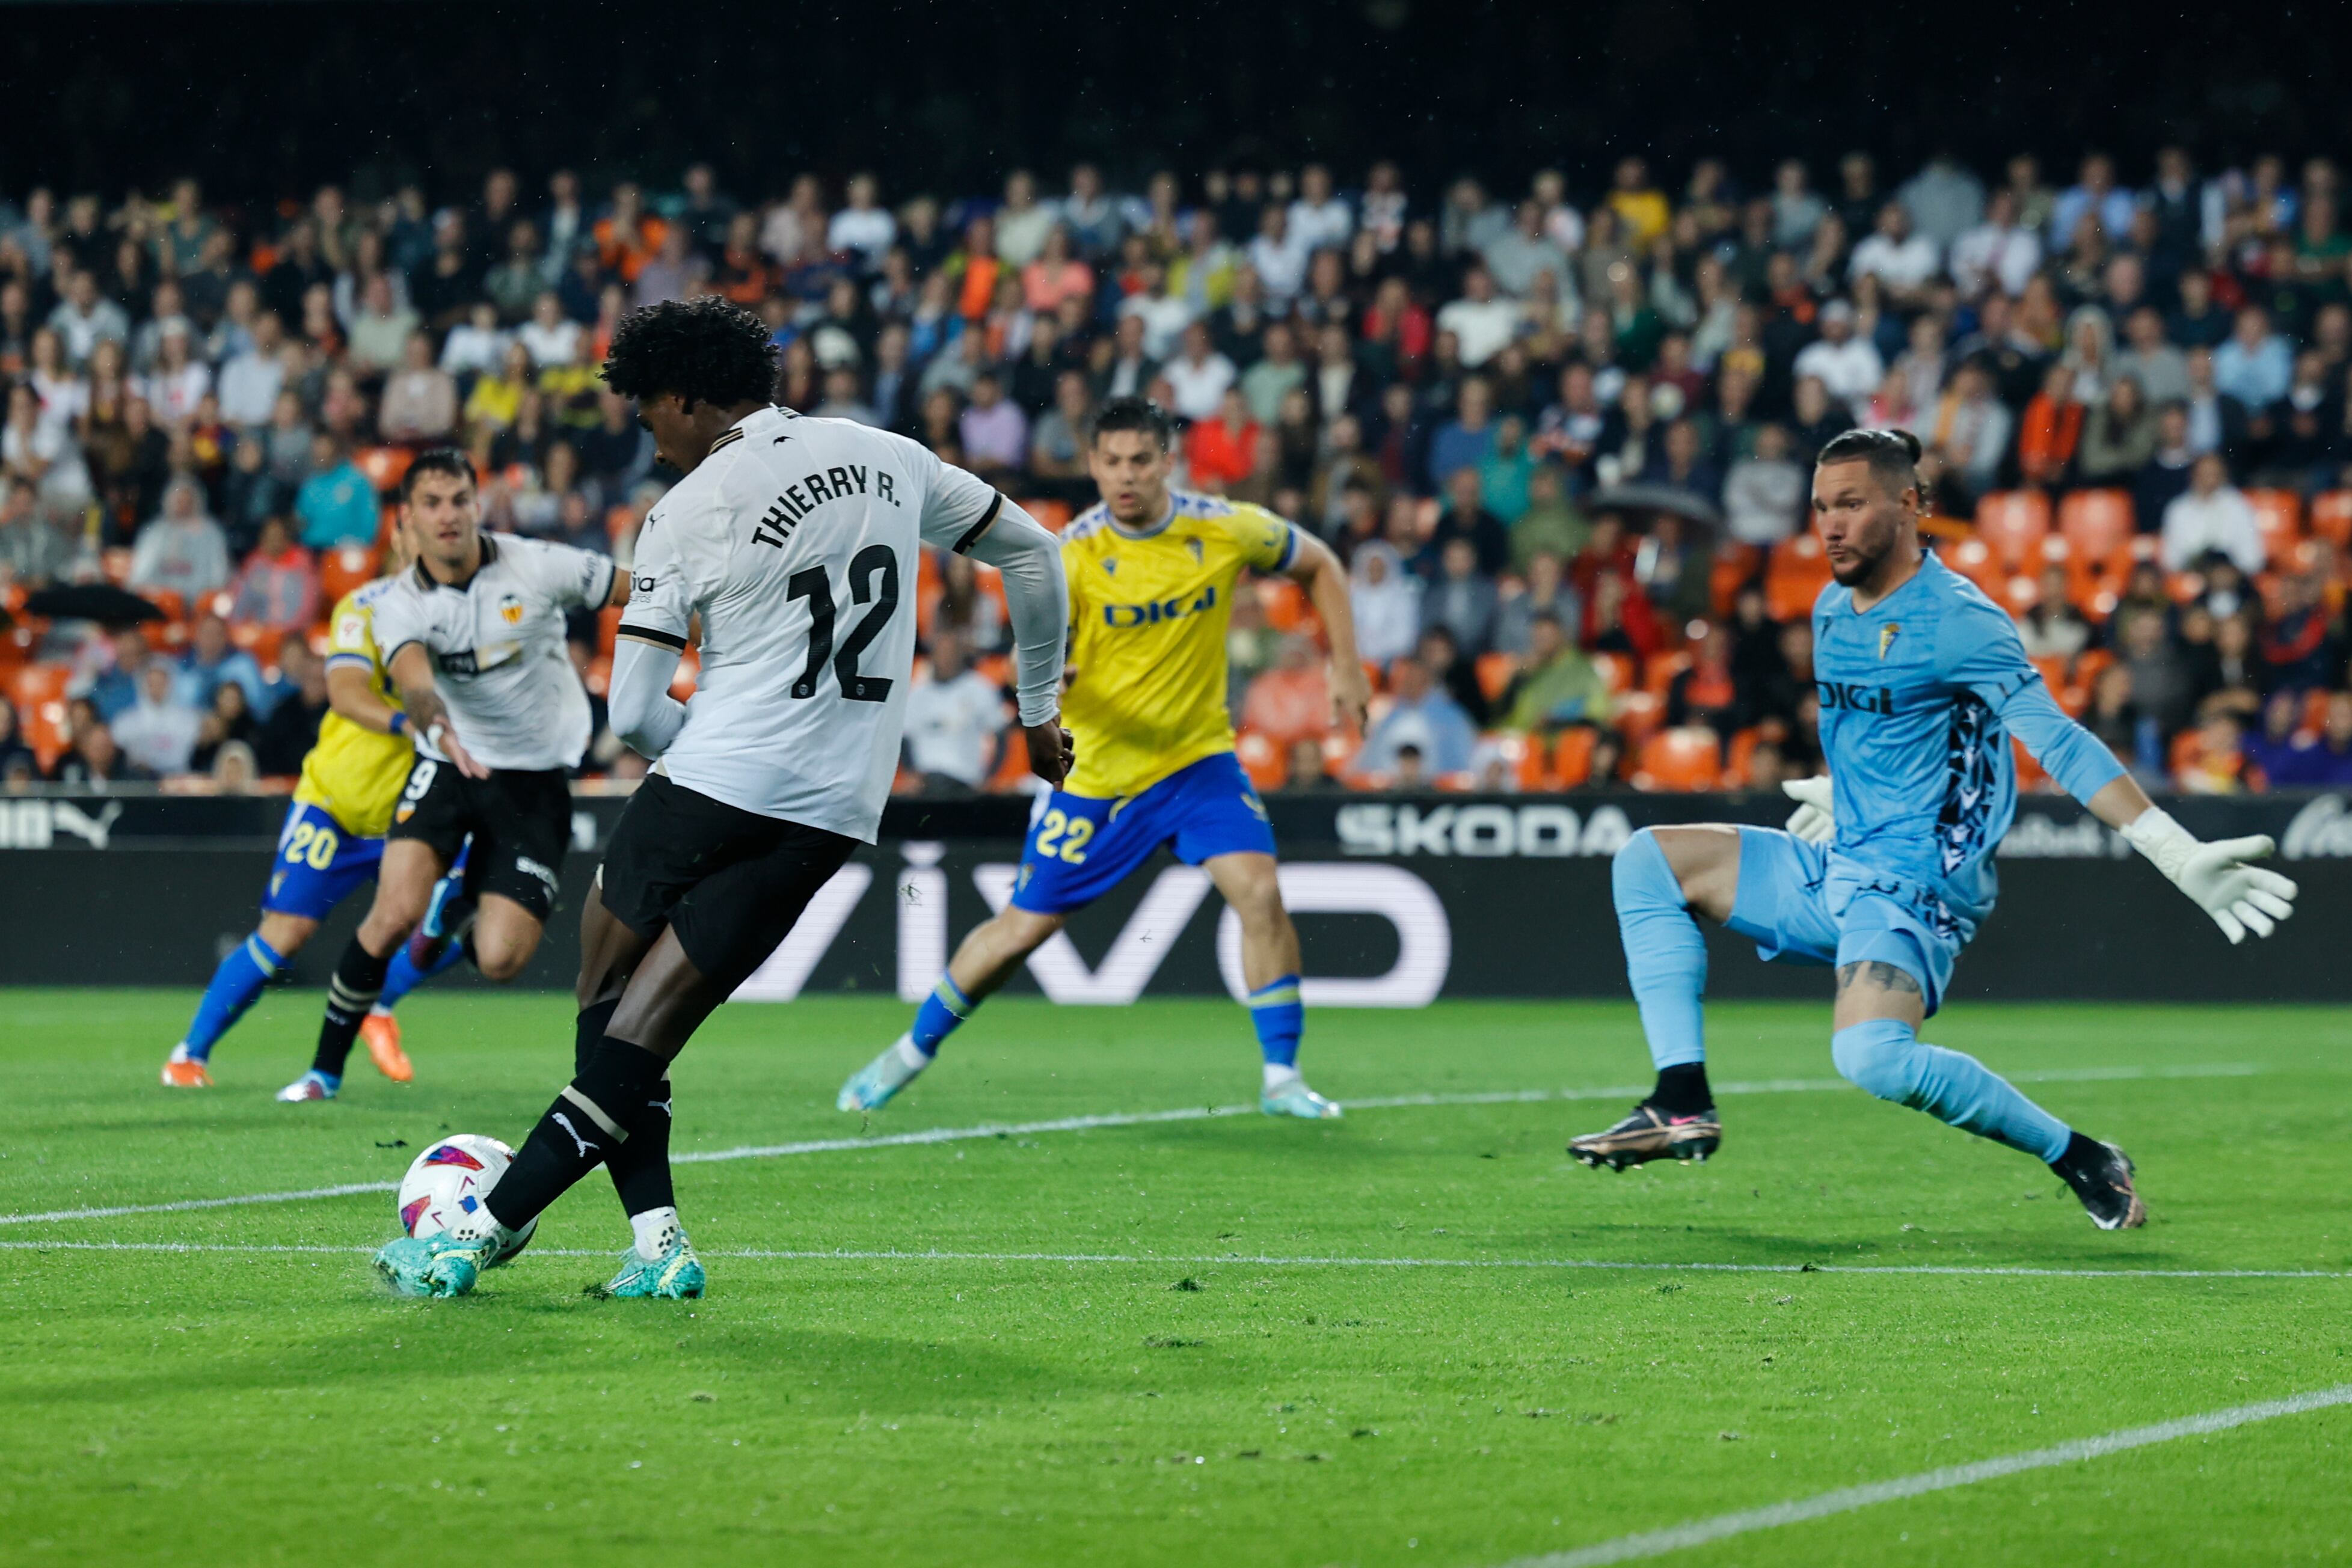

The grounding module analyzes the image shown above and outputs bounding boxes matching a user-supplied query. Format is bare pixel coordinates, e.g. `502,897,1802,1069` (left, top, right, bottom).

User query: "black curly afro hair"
600,295,779,410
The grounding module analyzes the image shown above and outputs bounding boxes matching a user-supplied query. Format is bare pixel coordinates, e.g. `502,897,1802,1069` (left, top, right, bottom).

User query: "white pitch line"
1,1240,2340,1282
0,1062,2258,1228
1503,1382,2352,1567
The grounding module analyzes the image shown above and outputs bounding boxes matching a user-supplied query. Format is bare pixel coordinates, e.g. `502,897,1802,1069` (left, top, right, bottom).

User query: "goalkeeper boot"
595,1239,707,1300
359,1011,414,1084
837,1035,931,1112
160,1045,213,1088
1260,1072,1343,1120
2053,1136,2147,1231
374,1230,499,1298
1570,1103,1722,1171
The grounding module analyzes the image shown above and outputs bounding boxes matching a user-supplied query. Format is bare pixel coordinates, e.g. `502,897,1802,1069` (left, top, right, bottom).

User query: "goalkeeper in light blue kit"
1570,429,2300,1228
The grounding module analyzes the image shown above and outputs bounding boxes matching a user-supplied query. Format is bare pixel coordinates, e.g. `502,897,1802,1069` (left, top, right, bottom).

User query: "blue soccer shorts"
260,800,385,920
1010,752,1278,916
1721,825,1971,1017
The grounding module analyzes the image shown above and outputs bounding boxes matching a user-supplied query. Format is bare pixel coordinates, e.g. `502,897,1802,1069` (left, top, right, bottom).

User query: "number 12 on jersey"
786,544,900,703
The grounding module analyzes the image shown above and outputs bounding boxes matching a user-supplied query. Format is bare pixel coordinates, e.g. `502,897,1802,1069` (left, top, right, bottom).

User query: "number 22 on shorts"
1033,808,1093,863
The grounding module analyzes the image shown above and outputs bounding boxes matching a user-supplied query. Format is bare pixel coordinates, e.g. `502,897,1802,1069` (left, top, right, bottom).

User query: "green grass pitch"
1,987,2349,1566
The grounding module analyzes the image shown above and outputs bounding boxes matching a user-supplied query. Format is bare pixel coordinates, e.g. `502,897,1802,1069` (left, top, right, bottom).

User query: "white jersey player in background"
376,297,1070,1300
284,449,627,1102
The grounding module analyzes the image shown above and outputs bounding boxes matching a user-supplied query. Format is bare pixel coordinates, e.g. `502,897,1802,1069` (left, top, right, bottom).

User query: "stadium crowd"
5,148,2352,795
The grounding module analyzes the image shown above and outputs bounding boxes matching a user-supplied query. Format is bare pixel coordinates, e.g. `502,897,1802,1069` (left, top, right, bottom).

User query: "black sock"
1647,1062,1714,1116
312,937,392,1076
572,999,680,1217
2051,1129,2104,1174
487,1036,665,1231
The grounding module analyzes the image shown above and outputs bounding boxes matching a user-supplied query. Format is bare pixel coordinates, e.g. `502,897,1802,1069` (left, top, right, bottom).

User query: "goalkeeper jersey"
295,578,414,838
1060,489,1300,798
1811,550,2123,927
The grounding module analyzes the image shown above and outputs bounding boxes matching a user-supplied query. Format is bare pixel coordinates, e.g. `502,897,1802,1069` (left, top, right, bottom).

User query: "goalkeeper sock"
1246,975,1303,1068
312,937,391,1078
1831,1018,2071,1162
488,1036,667,1233
1614,829,1707,1071
907,975,975,1058
182,932,285,1061
1648,1062,1714,1116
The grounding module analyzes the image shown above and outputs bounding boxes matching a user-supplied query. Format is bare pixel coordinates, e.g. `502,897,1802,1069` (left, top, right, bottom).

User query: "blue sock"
908,976,974,1059
1831,1018,2072,1162
376,931,465,1012
1246,975,1304,1068
1614,830,1707,1070
182,933,285,1061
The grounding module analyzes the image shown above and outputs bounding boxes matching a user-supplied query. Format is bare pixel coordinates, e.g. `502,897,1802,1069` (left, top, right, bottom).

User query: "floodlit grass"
1,987,2348,1566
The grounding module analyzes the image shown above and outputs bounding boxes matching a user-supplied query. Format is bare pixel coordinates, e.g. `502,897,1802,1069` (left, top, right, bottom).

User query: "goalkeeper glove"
1781,776,1835,845
2120,806,2300,944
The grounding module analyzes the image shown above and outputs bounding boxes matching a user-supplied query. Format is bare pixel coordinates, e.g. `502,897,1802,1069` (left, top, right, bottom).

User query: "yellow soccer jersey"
1060,490,1300,798
294,580,414,838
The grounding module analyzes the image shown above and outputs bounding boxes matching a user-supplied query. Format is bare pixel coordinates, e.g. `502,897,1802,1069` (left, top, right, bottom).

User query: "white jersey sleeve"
617,508,695,652
900,435,1006,554
505,534,618,613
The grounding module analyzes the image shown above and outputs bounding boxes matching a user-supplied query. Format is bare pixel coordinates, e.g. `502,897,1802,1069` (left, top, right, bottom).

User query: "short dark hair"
1816,426,1923,499
1088,394,1176,452
601,296,778,409
402,447,475,500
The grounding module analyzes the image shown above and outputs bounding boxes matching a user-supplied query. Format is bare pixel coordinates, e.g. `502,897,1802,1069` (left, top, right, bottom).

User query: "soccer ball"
395,1134,536,1265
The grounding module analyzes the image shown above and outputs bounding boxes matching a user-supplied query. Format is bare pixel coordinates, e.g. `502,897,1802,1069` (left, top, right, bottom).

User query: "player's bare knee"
256,913,317,956
474,937,536,982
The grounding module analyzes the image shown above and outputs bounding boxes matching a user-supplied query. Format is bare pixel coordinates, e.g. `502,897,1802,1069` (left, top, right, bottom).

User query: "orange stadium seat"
11,663,70,714
1642,649,1692,699
1235,729,1289,792
1631,726,1721,791
230,622,287,667
1765,533,1834,622
1552,726,1597,787
1975,490,2052,568
1256,577,1310,632
2056,489,2133,560
1589,651,1635,695
1723,726,1761,787
1019,498,1073,533
2245,489,2302,566
23,696,70,770
1614,688,1664,747
2310,491,2352,548
1708,543,1760,618
319,545,381,605
1939,536,2006,598
355,446,414,494
1475,652,1518,702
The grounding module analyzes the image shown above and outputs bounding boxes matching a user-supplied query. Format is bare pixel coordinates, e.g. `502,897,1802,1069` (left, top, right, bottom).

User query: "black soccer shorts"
387,757,573,922
597,773,858,995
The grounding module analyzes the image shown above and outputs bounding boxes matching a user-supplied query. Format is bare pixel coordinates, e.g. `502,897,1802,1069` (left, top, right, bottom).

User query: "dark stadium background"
10,0,2351,205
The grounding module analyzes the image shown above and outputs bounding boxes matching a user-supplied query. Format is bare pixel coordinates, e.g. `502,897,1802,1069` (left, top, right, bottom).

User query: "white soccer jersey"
618,405,1004,841
373,533,616,772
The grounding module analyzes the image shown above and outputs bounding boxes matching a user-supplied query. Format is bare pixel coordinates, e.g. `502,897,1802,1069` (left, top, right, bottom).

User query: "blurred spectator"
2256,573,2344,693
0,700,37,786
49,699,149,786
175,612,269,712
1358,654,1477,776
1186,388,1258,491
1663,623,1740,732
295,435,379,548
251,640,328,774
379,332,459,443
111,661,201,774
127,476,230,599
1349,539,1422,669
2077,374,2155,485
1792,300,1882,417
227,516,318,631
1282,735,1339,791
1420,536,1499,655
1724,422,1805,545
1241,634,1331,749
1416,625,1490,727
1500,611,1613,731
2016,565,2093,660
2212,305,2292,410
1163,322,1236,422
2176,711,2249,794
900,629,1005,793
1495,549,1580,658
2159,453,2264,572
188,680,258,773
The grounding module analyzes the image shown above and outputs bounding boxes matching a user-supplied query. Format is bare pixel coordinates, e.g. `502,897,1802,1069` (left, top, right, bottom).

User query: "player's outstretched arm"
2007,677,2300,944
2086,774,2300,945
1284,531,1371,732
386,642,487,779
607,635,687,759
964,499,1072,784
